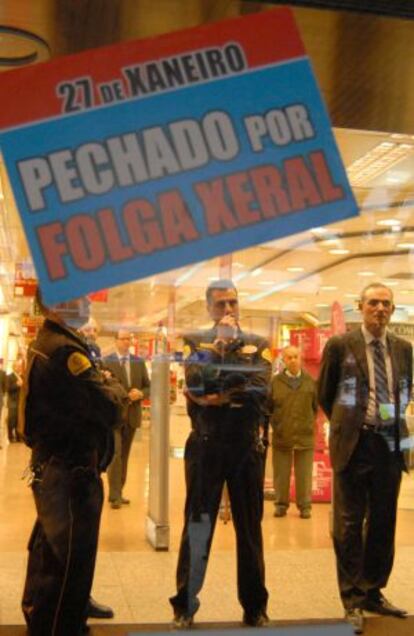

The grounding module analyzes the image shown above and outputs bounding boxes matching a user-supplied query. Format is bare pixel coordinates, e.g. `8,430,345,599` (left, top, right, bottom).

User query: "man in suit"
0,359,6,448
6,358,24,442
318,283,412,634
104,329,150,508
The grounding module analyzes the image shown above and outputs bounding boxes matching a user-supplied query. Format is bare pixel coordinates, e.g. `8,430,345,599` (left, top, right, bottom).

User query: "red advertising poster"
290,327,332,363
289,327,333,499
289,451,332,503
331,300,346,335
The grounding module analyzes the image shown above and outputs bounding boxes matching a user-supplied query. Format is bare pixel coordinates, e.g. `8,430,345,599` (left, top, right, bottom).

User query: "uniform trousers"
272,446,314,512
333,428,402,609
22,458,103,636
170,430,268,618
107,423,135,502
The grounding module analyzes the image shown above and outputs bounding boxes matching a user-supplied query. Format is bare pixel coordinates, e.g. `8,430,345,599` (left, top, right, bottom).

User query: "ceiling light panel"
376,218,401,227
347,141,414,187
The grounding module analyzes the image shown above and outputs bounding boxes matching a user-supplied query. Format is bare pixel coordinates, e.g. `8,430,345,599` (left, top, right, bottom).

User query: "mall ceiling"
1,0,414,133
0,1,414,335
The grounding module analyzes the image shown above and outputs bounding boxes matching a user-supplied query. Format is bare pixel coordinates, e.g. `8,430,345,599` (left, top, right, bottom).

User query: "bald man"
270,346,317,518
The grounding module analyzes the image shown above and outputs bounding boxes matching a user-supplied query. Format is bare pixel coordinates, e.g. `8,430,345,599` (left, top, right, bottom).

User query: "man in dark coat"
170,279,271,628
318,283,412,634
271,345,317,518
21,290,121,636
103,329,150,508
0,359,5,447
6,358,24,442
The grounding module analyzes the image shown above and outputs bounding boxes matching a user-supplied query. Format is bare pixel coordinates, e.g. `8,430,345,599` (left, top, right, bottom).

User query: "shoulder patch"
183,345,192,360
261,348,272,363
67,352,92,376
241,344,258,355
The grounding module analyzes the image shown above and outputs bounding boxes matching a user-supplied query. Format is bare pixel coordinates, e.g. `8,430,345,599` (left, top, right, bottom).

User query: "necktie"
372,340,389,417
120,356,129,386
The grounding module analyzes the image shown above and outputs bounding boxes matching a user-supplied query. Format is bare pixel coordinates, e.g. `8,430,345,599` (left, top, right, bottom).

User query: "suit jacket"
103,353,150,429
318,327,412,472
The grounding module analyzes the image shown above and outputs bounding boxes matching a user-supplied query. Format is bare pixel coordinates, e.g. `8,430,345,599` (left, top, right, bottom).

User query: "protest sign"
0,8,357,304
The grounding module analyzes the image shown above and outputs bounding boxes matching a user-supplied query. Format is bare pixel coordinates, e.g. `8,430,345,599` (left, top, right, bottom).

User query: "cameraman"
170,279,272,628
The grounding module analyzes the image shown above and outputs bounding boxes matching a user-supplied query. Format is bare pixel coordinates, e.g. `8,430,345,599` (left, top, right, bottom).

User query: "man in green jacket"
271,346,317,518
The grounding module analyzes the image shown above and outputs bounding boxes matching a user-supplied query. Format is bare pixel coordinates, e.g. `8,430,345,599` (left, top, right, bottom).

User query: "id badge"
379,402,395,425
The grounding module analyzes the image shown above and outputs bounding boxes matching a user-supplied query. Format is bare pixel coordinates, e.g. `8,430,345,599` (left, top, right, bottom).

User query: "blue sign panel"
0,9,357,304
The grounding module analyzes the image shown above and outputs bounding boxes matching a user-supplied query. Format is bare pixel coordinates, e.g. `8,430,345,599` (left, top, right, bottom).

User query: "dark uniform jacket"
318,327,413,472
183,327,272,440
103,353,150,429
23,319,120,470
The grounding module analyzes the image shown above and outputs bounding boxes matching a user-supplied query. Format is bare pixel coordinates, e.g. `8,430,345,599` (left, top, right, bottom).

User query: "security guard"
20,290,120,636
170,279,272,628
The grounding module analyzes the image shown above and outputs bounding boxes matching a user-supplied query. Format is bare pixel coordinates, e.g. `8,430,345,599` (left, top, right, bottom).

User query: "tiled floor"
1,407,414,629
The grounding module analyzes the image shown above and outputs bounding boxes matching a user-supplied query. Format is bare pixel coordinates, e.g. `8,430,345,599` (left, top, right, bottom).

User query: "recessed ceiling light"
287,266,304,272
400,290,413,295
376,219,401,227
329,249,350,255
397,243,414,249
258,281,274,286
358,271,376,276
315,303,329,308
345,293,358,298
233,271,248,283
251,268,263,277
386,280,399,286
386,170,410,185
311,227,328,234
320,285,337,291
322,239,340,245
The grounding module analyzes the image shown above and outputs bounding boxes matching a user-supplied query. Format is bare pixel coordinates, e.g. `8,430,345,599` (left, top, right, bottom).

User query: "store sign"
0,8,358,305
